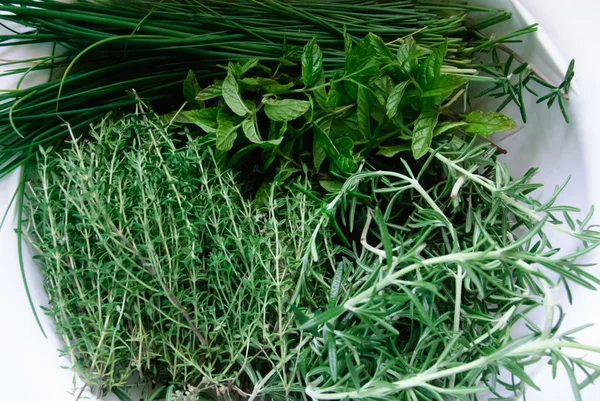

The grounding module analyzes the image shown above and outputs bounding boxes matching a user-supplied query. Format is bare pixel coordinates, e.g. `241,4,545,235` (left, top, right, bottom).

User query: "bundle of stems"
27,109,335,399
26,108,600,400
0,0,532,178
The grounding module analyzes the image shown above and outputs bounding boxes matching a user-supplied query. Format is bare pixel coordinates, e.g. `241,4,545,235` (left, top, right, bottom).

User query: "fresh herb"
2,2,594,401
179,35,519,181
27,107,600,400
0,0,572,177
27,109,333,398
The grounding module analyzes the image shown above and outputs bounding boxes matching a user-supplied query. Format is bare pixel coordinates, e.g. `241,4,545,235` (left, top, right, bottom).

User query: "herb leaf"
223,72,250,117
313,123,334,171
182,107,221,133
377,143,411,157
302,38,323,87
434,121,466,137
195,82,222,102
417,40,447,91
183,70,202,108
386,81,410,119
412,109,439,159
242,115,261,144
216,122,239,151
264,99,310,122
357,86,370,139
464,111,517,137
422,75,466,98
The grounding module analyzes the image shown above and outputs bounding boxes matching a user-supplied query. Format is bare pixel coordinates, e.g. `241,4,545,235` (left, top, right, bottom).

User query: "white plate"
0,1,599,400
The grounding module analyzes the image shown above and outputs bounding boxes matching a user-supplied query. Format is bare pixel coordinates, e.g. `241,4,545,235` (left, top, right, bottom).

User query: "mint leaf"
434,121,466,137
264,82,294,94
182,107,221,133
217,107,244,127
326,73,347,108
377,143,411,157
357,86,370,139
216,122,239,151
264,99,310,122
417,40,447,91
331,137,357,174
344,35,381,77
396,37,428,76
240,59,259,76
464,111,517,137
422,75,466,98
195,82,222,102
366,33,394,62
386,81,409,119
242,115,261,143
222,72,250,117
240,77,276,87
412,109,439,159
302,38,323,87
370,76,394,106
183,70,202,108
241,115,282,147
343,25,352,55
332,118,362,142
313,71,328,109
313,123,336,171
326,84,342,108
319,180,343,192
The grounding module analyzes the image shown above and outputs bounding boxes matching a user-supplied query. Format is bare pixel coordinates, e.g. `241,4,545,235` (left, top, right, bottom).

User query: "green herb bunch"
26,109,338,399
299,137,600,401
178,32,577,187
26,106,600,400
13,3,597,401
0,0,571,178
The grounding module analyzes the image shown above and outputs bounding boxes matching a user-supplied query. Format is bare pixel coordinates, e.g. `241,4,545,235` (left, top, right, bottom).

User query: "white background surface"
1,1,600,400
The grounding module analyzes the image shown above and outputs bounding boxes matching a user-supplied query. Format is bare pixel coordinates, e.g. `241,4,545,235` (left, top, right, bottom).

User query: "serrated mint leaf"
216,122,239,151
222,72,249,117
278,56,297,67
263,82,294,94
312,71,328,109
412,109,439,159
434,121,466,137
357,86,370,139
195,82,222,102
396,37,428,76
417,40,448,91
386,81,410,119
377,143,411,157
183,69,202,108
332,154,357,174
240,59,259,76
326,84,342,108
217,107,244,127
343,25,352,55
464,111,517,137
367,33,394,62
370,76,395,106
182,107,221,133
331,137,357,174
264,99,310,122
333,136,354,156
319,180,343,192
344,35,381,78
422,75,466,98
240,77,276,87
302,38,323,87
313,123,335,171
242,116,261,143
